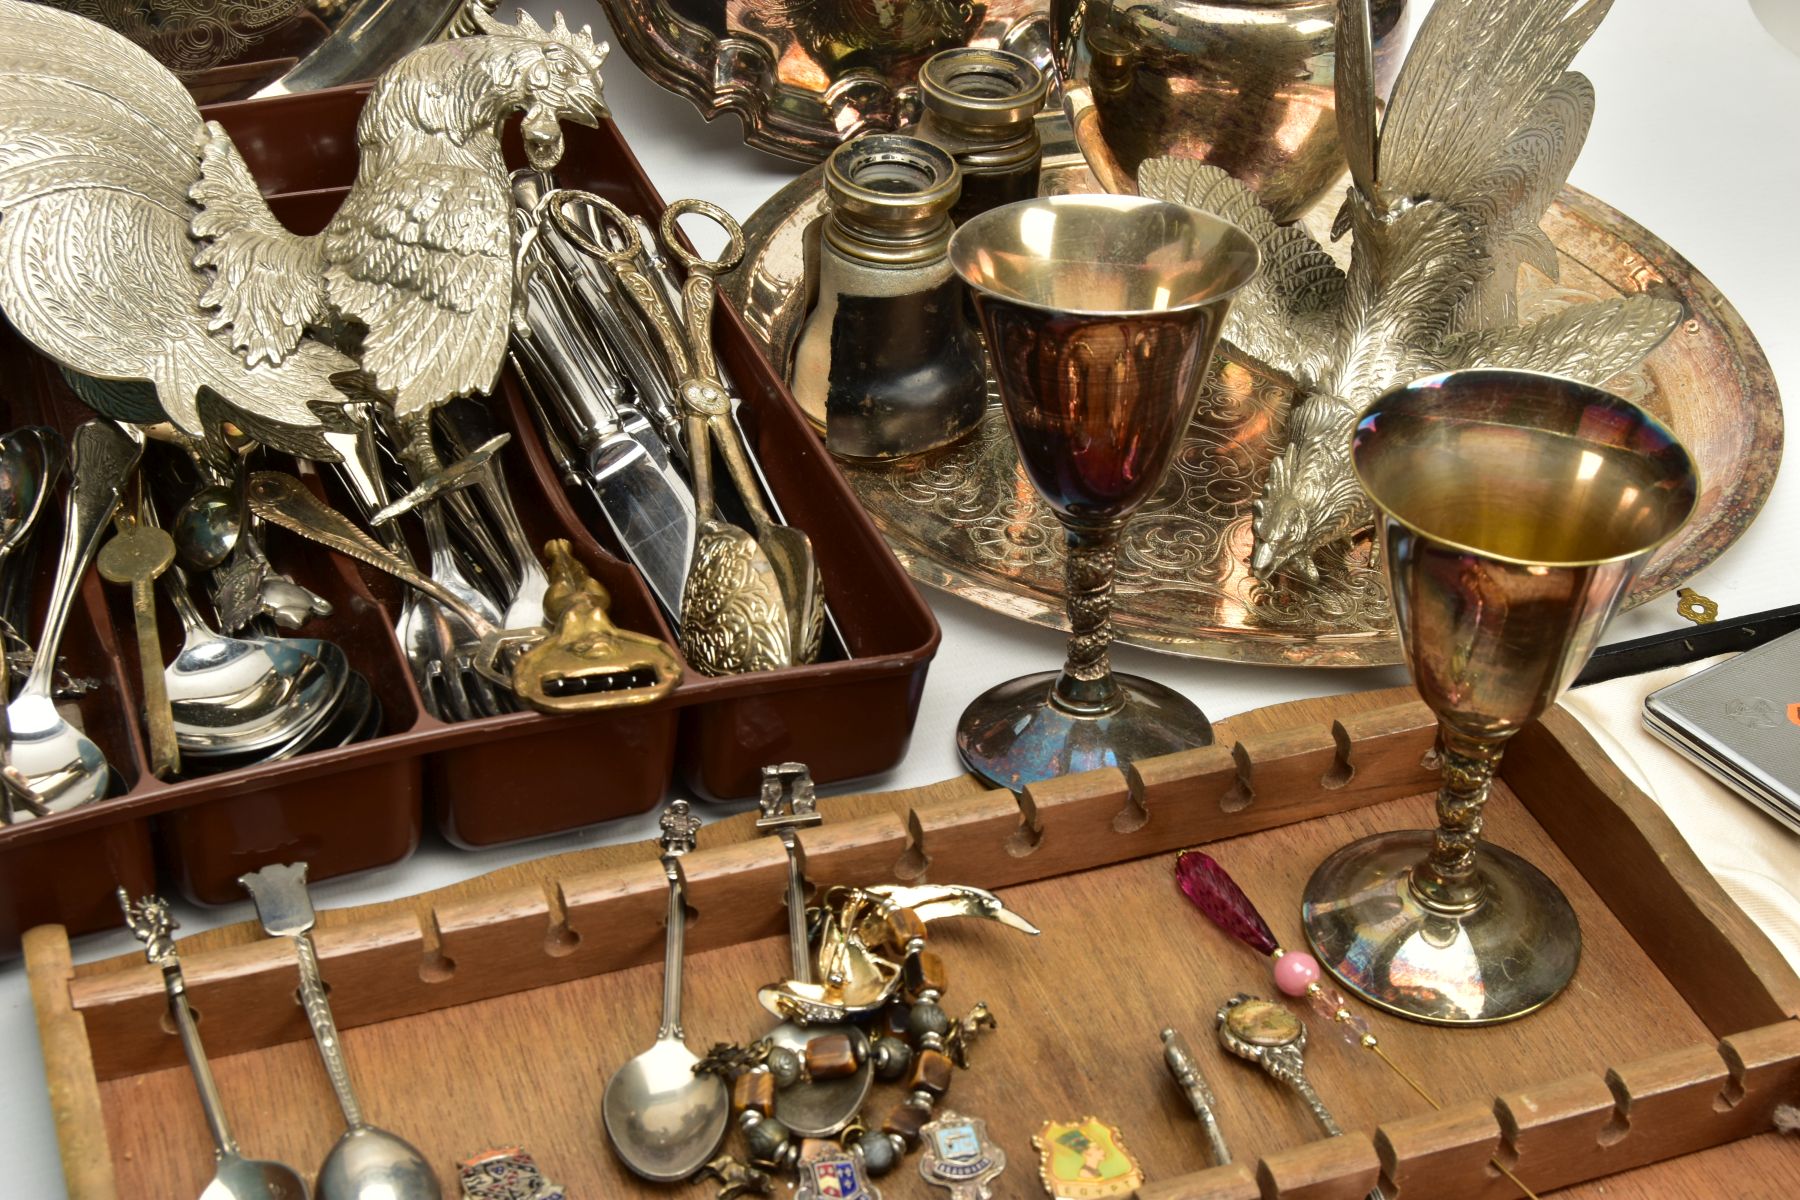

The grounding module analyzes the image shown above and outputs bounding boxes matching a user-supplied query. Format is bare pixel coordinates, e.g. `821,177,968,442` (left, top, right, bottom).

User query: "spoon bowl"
161,560,349,759
679,522,793,675
316,1126,439,1200
3,691,109,811
173,484,242,571
203,1153,311,1200
170,634,348,759
602,1038,729,1183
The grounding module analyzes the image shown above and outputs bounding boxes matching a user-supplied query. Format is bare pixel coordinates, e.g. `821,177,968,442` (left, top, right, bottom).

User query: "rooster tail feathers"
173,338,357,462
1446,294,1683,385
1136,157,1345,386
0,2,200,163
1335,0,1379,200
1453,73,1594,327
190,122,327,368
1379,0,1610,205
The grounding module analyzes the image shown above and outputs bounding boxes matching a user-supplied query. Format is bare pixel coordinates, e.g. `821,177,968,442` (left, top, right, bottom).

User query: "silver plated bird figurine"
0,0,608,456
1138,0,1682,585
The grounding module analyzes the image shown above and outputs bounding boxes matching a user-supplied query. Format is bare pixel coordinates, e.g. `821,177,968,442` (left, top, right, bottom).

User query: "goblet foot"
955,670,1212,791
1300,829,1580,1026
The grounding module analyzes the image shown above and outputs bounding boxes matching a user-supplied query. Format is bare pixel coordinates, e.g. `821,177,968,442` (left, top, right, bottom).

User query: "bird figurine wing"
1136,157,1344,388
1233,0,1679,585
321,154,515,416
0,0,353,459
1376,0,1608,328
1446,296,1682,382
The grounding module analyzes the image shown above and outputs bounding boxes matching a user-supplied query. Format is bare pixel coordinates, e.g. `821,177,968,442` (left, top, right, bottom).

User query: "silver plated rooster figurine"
1138,0,1682,585
0,0,608,456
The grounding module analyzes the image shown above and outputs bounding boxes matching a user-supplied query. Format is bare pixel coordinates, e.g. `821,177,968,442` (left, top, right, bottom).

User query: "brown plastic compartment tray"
223,85,942,800
0,83,938,957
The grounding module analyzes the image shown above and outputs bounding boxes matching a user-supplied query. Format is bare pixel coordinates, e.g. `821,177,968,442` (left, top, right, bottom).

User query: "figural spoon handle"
241,863,366,1130
246,470,494,638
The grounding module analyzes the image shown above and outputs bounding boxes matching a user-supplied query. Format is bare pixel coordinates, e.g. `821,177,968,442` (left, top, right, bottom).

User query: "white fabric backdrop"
2,1,1797,1192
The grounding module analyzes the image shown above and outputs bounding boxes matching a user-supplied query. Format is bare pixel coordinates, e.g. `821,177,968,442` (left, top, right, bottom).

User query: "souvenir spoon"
755,764,872,1137
118,889,311,1200
241,863,441,1200
603,800,730,1181
1215,995,1389,1200
4,420,141,816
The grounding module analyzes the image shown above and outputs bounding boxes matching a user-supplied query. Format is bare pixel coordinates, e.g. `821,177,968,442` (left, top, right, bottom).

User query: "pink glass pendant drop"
1174,850,1279,956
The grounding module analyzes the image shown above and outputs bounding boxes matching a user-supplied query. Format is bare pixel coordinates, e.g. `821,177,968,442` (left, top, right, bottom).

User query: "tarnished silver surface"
599,0,1055,161
728,139,1783,668
1160,1028,1231,1166
1052,0,1408,222
0,1,608,459
1138,0,1680,585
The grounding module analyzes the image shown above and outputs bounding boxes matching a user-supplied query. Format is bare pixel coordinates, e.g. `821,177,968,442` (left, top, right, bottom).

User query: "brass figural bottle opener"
509,539,681,712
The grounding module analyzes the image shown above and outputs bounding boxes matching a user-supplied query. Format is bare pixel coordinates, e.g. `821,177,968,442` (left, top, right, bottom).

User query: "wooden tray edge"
24,925,117,1200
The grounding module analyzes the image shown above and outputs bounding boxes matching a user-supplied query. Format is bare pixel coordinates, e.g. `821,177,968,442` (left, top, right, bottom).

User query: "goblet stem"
1411,728,1509,914
1052,523,1123,716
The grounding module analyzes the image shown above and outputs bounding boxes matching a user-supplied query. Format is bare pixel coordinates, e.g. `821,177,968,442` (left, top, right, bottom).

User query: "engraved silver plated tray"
725,161,1784,667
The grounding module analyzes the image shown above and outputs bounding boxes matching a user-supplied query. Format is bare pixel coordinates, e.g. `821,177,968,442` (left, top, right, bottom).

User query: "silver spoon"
756,764,872,1137
0,426,67,819
172,483,240,572
240,864,440,1200
0,426,66,634
4,420,140,817
118,889,311,1200
603,799,729,1181
162,567,348,760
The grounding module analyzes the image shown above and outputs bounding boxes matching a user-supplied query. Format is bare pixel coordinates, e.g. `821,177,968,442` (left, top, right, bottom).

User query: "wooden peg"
1220,742,1255,813
1321,720,1355,789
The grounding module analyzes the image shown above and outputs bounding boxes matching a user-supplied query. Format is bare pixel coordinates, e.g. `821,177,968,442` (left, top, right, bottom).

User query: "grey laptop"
1643,630,1800,836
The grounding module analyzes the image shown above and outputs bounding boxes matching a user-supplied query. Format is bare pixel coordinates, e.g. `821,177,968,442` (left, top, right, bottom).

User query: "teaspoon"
756,765,872,1137
118,889,310,1199
603,800,729,1181
4,421,141,816
241,864,440,1200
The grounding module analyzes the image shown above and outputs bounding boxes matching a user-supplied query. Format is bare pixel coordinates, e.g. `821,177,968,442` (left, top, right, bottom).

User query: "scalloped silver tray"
724,163,1784,667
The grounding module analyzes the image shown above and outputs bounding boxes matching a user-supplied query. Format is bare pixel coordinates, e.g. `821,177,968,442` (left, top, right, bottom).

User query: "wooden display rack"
26,691,1800,1198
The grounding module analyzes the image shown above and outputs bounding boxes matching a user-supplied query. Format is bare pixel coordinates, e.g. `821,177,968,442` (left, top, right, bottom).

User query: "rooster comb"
468,2,610,71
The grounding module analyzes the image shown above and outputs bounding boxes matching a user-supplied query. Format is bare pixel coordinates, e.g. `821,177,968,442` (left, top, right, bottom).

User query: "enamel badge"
457,1146,566,1199
919,1110,1006,1199
1033,1117,1145,1199
797,1146,880,1200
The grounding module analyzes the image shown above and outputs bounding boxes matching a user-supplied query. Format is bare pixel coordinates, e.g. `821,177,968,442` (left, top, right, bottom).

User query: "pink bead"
1273,951,1322,997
